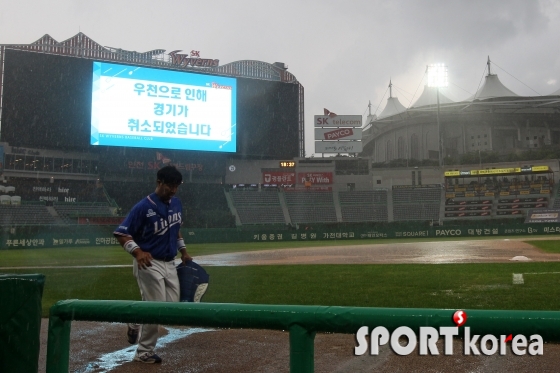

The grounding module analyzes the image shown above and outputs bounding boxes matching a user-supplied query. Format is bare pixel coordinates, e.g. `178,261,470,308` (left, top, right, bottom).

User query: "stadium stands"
103,181,153,212
339,190,388,222
444,177,552,219
4,178,105,203
392,186,442,221
53,203,115,224
284,190,337,224
1,168,555,228
553,185,560,209
0,195,11,205
0,204,56,225
230,190,286,225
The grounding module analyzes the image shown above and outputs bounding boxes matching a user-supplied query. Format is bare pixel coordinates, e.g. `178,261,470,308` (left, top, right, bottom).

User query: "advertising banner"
446,200,492,205
3,223,560,247
445,165,550,177
445,206,491,211
314,128,362,141
297,172,333,184
525,209,560,223
315,141,362,153
499,197,547,203
314,115,362,127
262,172,296,184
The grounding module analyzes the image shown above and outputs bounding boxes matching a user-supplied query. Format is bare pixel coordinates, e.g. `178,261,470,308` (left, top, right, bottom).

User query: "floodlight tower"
427,64,448,167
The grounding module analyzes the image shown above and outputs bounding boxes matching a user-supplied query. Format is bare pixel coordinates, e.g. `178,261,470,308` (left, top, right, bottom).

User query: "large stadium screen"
1,49,299,159
91,62,237,153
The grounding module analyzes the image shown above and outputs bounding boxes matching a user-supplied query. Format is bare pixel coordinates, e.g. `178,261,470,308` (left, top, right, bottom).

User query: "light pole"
427,64,448,167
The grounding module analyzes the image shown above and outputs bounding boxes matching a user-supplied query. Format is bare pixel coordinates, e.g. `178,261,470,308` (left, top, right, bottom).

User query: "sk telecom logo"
354,310,543,356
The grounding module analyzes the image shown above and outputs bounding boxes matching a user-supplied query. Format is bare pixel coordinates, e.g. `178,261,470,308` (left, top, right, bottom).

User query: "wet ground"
37,238,560,372
194,238,560,266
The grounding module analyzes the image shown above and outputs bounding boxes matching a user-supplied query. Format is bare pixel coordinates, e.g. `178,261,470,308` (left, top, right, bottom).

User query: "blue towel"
176,261,210,302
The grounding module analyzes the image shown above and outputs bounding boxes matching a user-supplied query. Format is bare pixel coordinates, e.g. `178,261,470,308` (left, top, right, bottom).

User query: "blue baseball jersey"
114,192,183,260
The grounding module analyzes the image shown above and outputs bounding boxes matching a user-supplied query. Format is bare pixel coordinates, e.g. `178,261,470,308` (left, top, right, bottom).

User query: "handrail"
102,185,119,208
47,300,560,373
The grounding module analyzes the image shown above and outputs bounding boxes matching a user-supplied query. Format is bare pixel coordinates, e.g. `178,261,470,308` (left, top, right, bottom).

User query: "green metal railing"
47,300,560,373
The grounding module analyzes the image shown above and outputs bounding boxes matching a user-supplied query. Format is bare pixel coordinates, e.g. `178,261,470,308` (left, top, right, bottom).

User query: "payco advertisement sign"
315,128,362,140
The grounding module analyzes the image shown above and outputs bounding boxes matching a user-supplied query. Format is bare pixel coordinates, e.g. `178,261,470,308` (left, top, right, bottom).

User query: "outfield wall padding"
0,274,45,373
181,223,560,244
1,223,559,247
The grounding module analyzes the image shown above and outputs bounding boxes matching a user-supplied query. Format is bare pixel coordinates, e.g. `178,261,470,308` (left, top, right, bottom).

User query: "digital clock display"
279,161,296,168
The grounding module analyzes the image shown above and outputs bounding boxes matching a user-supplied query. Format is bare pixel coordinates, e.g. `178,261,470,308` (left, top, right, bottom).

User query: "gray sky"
1,0,559,156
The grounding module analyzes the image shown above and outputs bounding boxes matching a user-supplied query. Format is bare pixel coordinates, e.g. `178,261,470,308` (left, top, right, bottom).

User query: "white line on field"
78,327,212,373
512,271,560,285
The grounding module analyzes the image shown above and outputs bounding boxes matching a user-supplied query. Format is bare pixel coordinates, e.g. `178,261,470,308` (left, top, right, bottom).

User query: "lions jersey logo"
146,209,157,218
154,212,182,235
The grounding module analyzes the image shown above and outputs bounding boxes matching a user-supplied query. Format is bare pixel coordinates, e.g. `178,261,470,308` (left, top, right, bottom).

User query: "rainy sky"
1,0,559,156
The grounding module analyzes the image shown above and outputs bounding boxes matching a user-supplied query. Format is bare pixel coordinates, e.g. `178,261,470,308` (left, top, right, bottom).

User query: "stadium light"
427,63,448,167
427,63,448,88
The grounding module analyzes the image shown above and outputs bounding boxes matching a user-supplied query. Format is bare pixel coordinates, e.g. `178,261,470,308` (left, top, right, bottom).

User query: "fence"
2,222,560,248
47,300,560,373
182,222,560,244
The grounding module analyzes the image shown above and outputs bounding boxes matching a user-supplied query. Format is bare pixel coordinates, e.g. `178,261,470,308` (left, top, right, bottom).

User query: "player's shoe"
134,352,162,364
126,326,139,344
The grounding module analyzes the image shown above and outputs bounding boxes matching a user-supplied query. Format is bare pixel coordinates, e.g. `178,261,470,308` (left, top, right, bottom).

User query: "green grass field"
525,240,560,253
2,238,560,317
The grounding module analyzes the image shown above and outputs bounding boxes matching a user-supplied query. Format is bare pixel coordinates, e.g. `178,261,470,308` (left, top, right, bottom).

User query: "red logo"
453,310,467,327
323,108,337,118
323,128,354,140
168,50,219,68
211,82,233,90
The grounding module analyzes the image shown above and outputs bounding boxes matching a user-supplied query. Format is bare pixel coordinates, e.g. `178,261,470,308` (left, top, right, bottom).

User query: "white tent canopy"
378,97,407,119
411,85,454,108
465,74,518,101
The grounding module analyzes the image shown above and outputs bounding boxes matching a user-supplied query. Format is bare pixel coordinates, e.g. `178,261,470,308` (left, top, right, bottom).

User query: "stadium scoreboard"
279,161,296,168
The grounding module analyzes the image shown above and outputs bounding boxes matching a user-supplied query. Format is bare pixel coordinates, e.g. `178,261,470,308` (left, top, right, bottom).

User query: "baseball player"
114,165,192,364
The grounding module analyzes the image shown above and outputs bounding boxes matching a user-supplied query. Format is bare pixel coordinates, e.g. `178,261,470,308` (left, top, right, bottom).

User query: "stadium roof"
410,85,454,108
377,80,408,119
0,32,300,83
373,56,560,122
378,97,407,119
464,73,519,101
